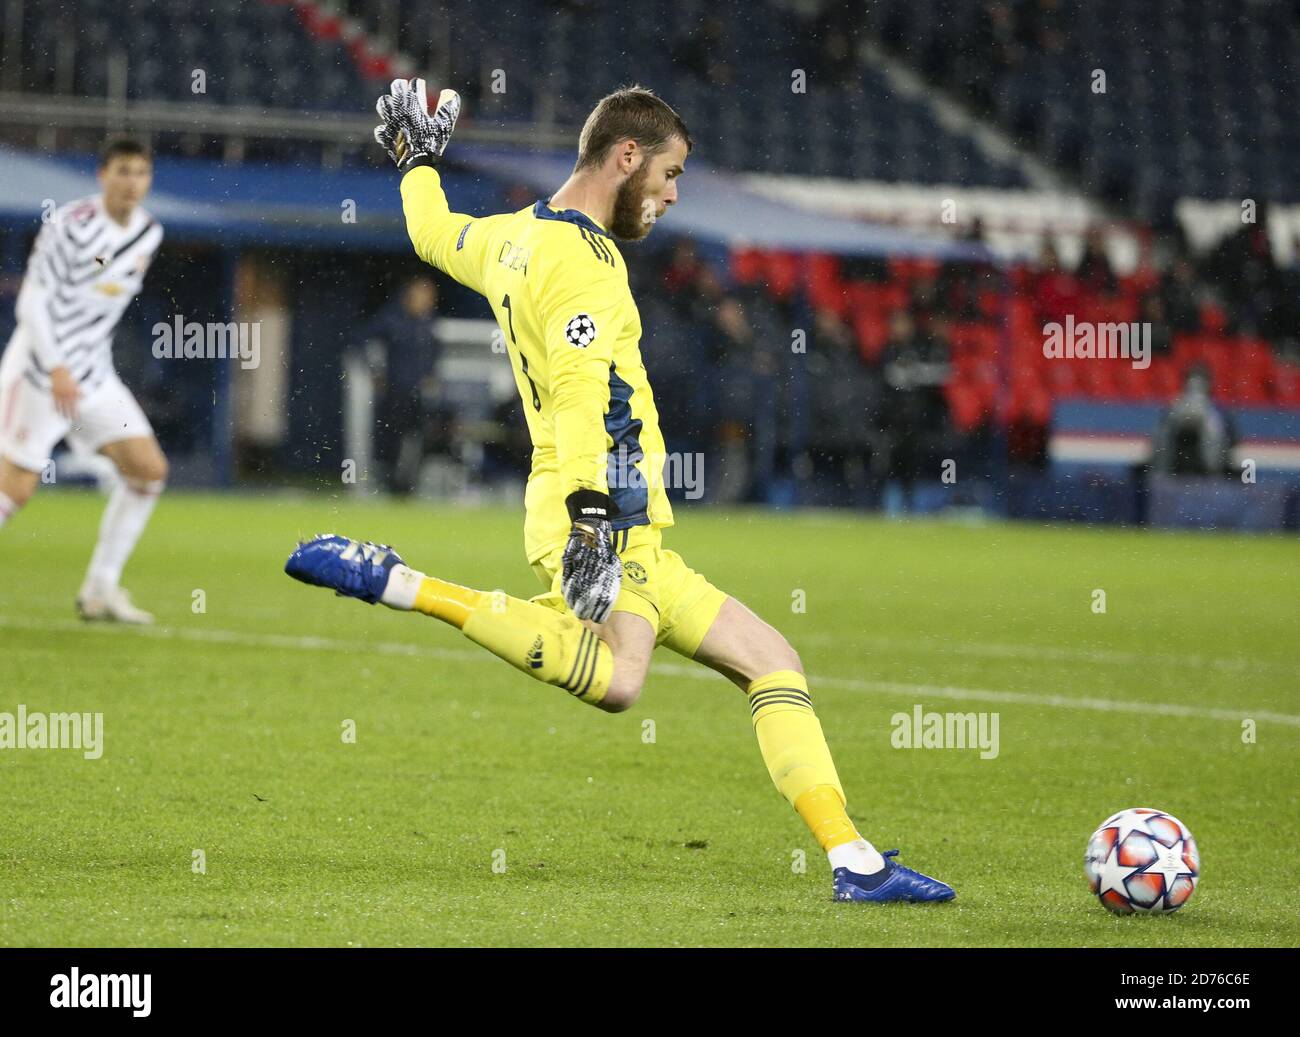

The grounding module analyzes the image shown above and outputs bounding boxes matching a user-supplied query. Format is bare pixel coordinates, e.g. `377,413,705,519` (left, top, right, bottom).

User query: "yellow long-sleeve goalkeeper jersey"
400,165,673,562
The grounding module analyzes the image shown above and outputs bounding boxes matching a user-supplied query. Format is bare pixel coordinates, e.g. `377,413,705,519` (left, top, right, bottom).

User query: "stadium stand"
862,0,1300,215
0,0,1297,525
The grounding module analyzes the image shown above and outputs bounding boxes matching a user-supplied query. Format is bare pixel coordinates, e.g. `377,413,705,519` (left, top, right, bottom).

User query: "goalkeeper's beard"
609,163,655,241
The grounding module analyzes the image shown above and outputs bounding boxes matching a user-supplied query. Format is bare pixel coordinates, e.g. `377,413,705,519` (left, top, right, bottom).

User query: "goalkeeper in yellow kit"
286,78,953,903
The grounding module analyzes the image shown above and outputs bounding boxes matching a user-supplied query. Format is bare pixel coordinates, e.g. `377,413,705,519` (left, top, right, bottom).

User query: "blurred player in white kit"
0,138,167,623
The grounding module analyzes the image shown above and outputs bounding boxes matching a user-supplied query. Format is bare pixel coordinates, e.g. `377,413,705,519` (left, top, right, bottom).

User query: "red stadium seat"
852,310,890,362
1237,339,1276,391
879,282,910,311
805,253,846,315
731,247,766,286
889,257,941,282
1076,362,1120,399
1012,324,1044,362
1116,361,1161,400
951,353,988,380
944,381,991,431
1146,357,1183,400
1009,266,1035,293
949,323,999,359
843,281,872,312
764,251,801,301
1171,333,1206,368
1006,380,1052,425
1201,303,1228,335
1107,294,1139,323
1119,270,1159,296
1202,337,1237,392
1271,362,1300,406
1044,360,1079,397
1008,298,1037,333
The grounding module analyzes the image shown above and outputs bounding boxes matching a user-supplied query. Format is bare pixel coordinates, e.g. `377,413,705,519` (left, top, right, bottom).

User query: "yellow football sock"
412,576,481,628
747,670,860,851
411,574,611,705
795,785,860,853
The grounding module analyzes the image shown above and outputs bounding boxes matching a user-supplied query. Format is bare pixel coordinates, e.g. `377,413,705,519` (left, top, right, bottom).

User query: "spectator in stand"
802,306,883,506
364,275,448,495
1159,256,1202,335
1204,207,1283,338
690,263,728,338
880,311,950,512
1273,268,1300,362
787,0,866,88
910,271,944,319
988,2,1020,69
672,17,732,86
937,221,992,320
937,259,978,320
1032,239,1081,325
1028,0,1068,54
840,253,891,283
708,295,774,502
1076,226,1118,298
1138,293,1173,358
1151,365,1236,477
661,238,704,302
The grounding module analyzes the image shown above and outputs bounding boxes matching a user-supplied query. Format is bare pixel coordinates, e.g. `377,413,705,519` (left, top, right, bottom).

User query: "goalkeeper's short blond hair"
574,86,692,172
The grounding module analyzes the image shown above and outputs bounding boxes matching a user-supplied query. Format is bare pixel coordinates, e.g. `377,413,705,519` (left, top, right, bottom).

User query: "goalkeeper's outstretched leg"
690,597,955,903
285,534,653,712
285,533,951,901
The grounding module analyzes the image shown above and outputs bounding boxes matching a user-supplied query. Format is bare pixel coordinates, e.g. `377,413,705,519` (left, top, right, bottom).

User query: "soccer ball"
1084,807,1200,914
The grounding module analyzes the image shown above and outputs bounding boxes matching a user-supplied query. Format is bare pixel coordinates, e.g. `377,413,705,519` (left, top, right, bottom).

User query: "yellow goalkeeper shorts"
530,525,728,659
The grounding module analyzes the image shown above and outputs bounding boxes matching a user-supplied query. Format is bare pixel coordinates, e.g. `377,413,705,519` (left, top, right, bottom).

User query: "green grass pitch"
1,489,1297,947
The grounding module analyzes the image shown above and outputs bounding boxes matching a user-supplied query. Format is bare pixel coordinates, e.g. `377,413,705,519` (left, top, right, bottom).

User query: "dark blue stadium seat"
0,0,1032,185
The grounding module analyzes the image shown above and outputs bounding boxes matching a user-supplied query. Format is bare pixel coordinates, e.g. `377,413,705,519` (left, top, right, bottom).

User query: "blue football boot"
833,849,955,903
284,534,405,605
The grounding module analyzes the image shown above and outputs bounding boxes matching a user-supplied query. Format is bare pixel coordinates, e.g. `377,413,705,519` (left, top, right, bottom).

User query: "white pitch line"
811,675,1300,727
0,614,486,665
798,630,1300,677
4,614,1298,728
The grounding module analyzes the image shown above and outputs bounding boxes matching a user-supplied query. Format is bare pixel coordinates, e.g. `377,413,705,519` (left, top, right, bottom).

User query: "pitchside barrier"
1042,399,1300,530
343,317,513,497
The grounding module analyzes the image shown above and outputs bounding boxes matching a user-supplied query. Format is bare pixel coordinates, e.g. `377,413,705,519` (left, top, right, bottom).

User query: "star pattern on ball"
1104,809,1162,844
564,313,597,348
1146,838,1194,888
1094,843,1143,898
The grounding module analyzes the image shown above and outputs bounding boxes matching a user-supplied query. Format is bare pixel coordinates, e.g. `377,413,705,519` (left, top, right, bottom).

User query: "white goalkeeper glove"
374,78,460,174
560,490,623,624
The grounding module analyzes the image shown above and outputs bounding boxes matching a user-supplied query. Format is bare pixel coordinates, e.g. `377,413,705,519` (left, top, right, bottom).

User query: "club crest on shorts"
564,313,597,348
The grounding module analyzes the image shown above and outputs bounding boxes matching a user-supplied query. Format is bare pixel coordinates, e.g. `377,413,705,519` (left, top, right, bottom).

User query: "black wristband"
566,489,619,524
398,153,438,175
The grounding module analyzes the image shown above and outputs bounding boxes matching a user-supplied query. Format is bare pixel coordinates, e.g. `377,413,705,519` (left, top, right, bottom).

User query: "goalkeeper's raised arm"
399,167,487,292
373,79,497,295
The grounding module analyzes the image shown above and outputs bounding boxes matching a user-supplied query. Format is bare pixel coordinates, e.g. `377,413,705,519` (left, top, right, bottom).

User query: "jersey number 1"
502,294,541,412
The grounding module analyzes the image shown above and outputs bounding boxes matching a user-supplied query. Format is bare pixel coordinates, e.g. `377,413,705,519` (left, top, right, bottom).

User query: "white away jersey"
9,195,163,393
